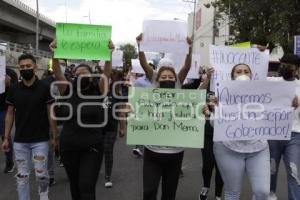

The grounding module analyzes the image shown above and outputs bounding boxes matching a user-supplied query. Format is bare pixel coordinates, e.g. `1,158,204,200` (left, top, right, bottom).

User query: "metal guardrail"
0,40,52,58
2,0,56,27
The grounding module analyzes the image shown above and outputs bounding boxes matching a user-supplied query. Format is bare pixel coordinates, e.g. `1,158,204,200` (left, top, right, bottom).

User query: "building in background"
188,0,229,67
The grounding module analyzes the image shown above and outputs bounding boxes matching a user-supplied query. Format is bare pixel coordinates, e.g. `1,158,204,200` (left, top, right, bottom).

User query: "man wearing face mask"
267,54,300,200
1,54,57,200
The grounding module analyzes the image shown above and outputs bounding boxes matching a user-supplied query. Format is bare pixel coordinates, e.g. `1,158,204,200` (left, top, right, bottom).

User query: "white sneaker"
267,192,277,200
215,197,222,200
105,181,113,188
133,148,143,156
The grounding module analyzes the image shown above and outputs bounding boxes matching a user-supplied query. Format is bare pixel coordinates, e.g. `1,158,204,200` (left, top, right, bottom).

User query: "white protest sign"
209,45,269,91
131,59,145,74
213,81,296,141
0,45,6,94
112,50,123,68
163,53,201,79
140,20,189,54
187,54,201,79
164,53,185,73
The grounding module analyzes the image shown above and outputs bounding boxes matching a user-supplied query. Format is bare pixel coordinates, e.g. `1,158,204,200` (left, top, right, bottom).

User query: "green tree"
119,43,138,70
209,0,300,53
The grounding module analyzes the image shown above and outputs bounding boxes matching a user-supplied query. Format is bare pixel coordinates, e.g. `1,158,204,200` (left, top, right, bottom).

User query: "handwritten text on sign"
209,45,269,91
127,87,206,148
140,20,189,54
54,23,112,60
214,81,296,141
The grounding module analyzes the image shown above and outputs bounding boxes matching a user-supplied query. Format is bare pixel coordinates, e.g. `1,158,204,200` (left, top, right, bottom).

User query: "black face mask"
20,69,34,81
279,67,294,80
159,80,176,88
74,77,92,91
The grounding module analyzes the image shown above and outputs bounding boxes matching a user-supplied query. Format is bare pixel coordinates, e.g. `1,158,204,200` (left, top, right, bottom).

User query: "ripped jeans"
269,132,300,200
14,142,49,200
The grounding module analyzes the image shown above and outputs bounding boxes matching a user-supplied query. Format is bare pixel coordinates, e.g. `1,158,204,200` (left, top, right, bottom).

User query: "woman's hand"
108,40,115,51
206,68,215,79
136,33,143,45
202,104,211,117
292,95,299,109
49,39,57,52
186,37,193,47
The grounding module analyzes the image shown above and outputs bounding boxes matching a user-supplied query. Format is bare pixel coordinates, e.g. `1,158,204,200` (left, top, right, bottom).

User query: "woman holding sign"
209,63,271,200
136,33,192,200
49,40,115,200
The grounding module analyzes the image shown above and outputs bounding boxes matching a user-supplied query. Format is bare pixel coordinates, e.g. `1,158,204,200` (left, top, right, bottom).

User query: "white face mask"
60,65,66,74
235,74,251,81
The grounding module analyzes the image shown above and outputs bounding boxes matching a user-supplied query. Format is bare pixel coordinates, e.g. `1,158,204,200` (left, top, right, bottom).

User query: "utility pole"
35,0,39,54
183,0,197,37
212,4,217,45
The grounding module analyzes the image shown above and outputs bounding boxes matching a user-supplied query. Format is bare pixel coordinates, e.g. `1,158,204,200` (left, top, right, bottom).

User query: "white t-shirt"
145,70,184,154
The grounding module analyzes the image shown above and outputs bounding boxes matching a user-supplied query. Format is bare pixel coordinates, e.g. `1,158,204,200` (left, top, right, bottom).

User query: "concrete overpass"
0,0,55,51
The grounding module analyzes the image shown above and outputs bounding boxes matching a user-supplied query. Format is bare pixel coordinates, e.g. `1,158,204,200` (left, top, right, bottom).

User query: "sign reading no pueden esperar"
127,87,206,148
54,23,112,60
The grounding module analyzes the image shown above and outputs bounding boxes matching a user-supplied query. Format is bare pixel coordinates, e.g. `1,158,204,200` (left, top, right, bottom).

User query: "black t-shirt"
59,81,105,151
6,78,54,143
102,84,124,132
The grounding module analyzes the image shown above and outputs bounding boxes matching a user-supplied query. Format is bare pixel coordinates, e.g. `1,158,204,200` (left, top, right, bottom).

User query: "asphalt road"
0,137,288,200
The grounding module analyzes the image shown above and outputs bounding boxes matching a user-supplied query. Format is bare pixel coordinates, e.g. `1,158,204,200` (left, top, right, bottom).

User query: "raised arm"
98,40,115,95
199,68,214,89
178,37,193,84
136,33,153,81
49,40,68,95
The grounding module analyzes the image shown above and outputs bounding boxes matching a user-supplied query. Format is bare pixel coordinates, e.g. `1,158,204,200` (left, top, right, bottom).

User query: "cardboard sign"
55,23,112,60
127,87,206,148
140,20,189,54
209,45,269,91
214,81,296,141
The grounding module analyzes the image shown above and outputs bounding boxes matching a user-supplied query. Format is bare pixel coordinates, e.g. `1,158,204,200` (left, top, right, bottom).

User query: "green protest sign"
54,23,112,60
127,87,206,148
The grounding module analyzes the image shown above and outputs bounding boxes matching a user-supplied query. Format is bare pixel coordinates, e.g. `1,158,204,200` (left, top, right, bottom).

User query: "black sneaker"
198,187,209,200
104,176,113,188
49,178,56,187
4,161,14,174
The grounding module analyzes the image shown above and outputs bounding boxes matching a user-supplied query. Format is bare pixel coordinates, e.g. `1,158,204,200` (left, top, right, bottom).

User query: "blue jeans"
14,142,49,200
214,142,270,200
0,111,13,163
269,132,300,200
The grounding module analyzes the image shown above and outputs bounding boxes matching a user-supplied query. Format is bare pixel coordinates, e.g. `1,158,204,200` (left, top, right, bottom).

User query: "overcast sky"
20,0,193,44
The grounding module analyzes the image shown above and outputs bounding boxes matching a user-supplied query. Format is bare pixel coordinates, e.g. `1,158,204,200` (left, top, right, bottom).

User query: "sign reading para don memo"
127,87,206,148
214,81,296,141
54,23,112,60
